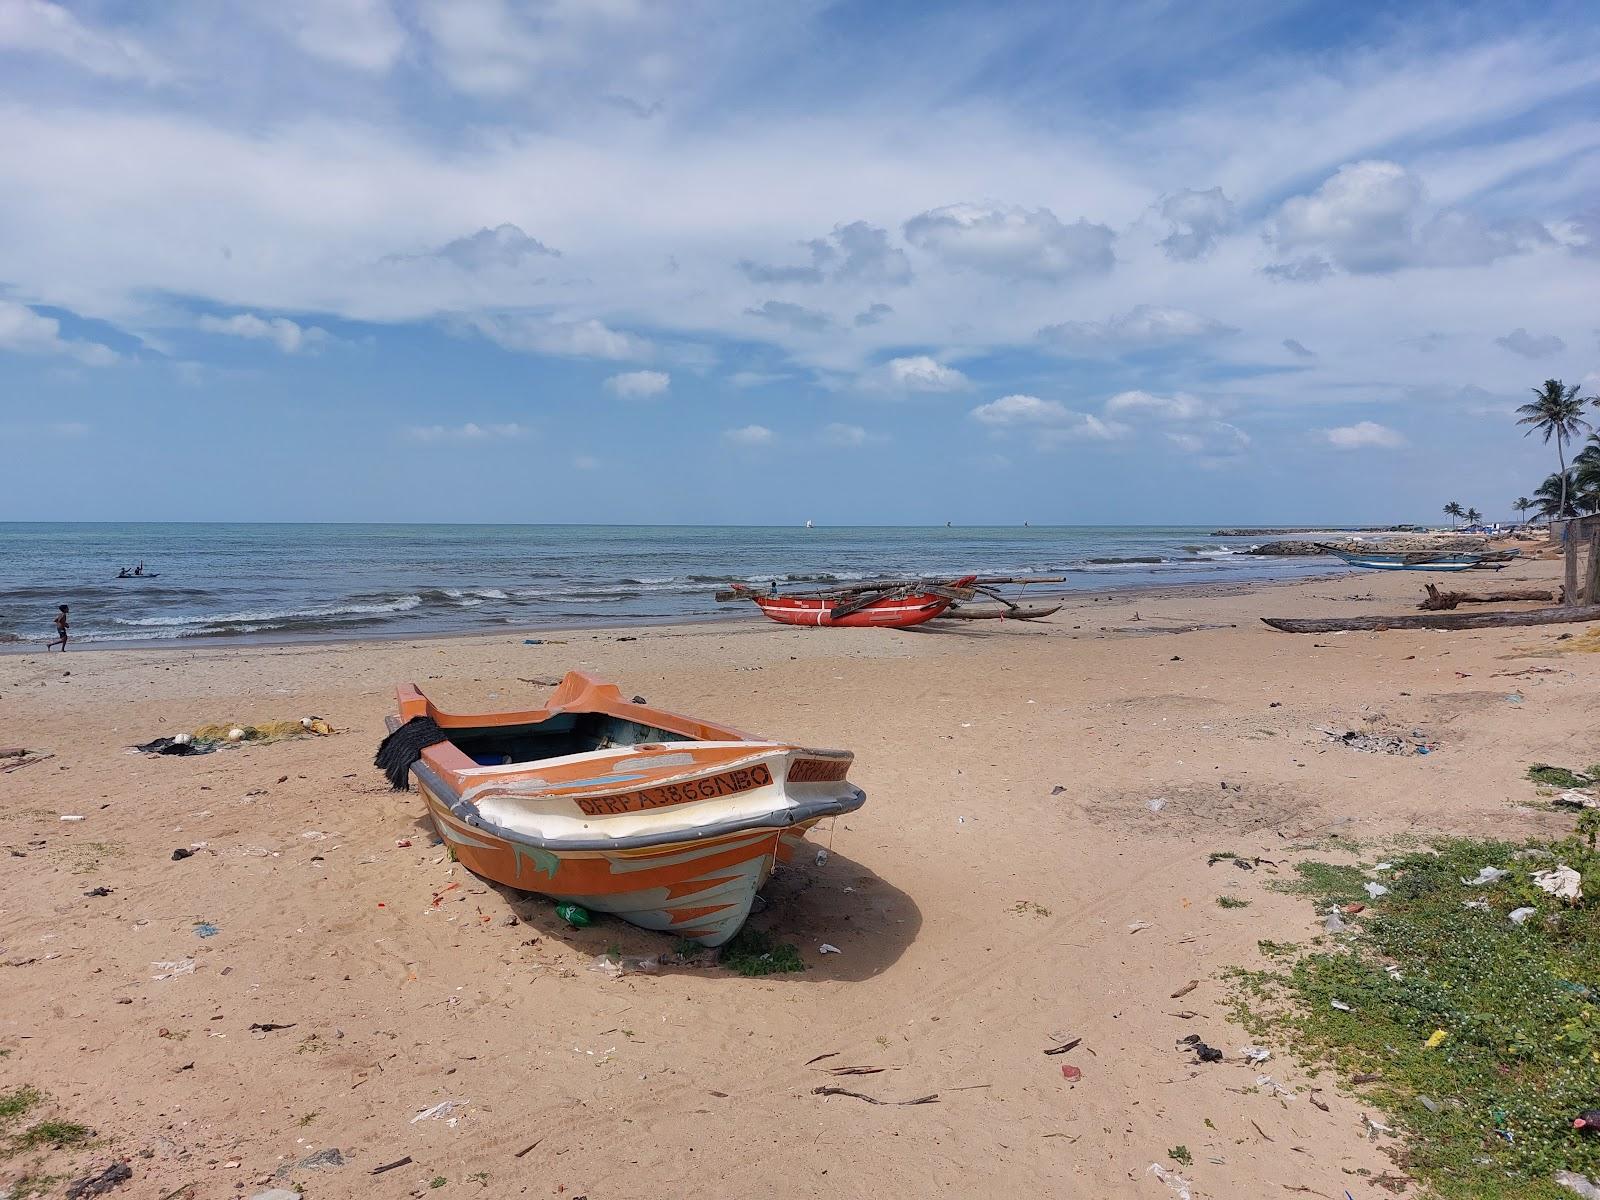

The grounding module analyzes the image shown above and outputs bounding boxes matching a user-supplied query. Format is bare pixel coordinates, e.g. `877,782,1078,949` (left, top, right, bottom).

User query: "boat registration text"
575,764,774,815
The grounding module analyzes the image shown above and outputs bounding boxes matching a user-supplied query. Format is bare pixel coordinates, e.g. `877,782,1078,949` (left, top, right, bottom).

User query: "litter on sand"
1533,865,1583,901
1324,908,1350,934
1147,1162,1195,1200
1330,999,1352,1012
63,1163,132,1199
1240,1045,1272,1064
819,943,842,954
1555,1170,1600,1199
1462,867,1509,885
410,1099,468,1123
1257,1074,1296,1100
1510,906,1538,925
136,718,336,757
588,953,661,978
1424,1029,1449,1049
151,959,196,980
1364,882,1389,899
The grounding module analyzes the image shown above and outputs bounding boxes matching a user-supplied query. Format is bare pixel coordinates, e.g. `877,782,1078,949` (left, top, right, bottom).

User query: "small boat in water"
375,672,864,946
719,576,978,628
1317,544,1511,572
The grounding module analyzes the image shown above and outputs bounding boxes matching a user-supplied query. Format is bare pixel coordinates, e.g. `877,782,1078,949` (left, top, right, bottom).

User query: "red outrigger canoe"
721,575,978,628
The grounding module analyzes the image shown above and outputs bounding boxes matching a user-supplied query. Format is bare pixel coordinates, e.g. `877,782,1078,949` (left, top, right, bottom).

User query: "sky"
0,0,1597,526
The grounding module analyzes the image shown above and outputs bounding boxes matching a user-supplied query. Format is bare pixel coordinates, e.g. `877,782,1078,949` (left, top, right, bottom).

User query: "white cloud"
740,221,910,287
1165,422,1250,456
1283,338,1316,358
48,420,89,437
197,312,328,354
0,298,118,366
258,0,408,73
744,300,830,333
573,453,600,470
604,369,670,398
877,355,970,392
854,303,893,327
405,421,528,442
1267,160,1549,275
1494,328,1565,359
468,315,651,361
1323,421,1406,449
723,423,775,447
969,394,1130,441
820,422,886,448
1104,390,1215,421
903,203,1115,281
1039,305,1236,351
415,224,559,270
971,394,1071,425
1157,187,1237,261
0,0,169,82
727,369,791,388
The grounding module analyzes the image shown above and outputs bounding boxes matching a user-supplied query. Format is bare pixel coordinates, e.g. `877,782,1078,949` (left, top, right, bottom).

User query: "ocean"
0,523,1349,648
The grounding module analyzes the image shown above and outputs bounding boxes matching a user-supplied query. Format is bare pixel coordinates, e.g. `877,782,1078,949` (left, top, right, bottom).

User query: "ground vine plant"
1231,819,1600,1199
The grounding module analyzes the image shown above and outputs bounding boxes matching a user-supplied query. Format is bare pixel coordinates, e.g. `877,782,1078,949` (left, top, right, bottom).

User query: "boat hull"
385,673,864,946
421,779,824,945
750,593,950,627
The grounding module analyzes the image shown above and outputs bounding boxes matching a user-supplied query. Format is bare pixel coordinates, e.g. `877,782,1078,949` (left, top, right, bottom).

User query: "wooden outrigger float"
936,576,1064,621
375,673,864,946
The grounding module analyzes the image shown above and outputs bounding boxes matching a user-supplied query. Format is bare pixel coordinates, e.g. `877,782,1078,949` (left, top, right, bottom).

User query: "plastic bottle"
554,902,592,928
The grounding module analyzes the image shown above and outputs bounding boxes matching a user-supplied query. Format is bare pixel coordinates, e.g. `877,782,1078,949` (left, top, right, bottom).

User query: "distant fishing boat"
376,672,863,946
1317,544,1512,572
805,519,813,528
717,575,1062,627
719,576,977,628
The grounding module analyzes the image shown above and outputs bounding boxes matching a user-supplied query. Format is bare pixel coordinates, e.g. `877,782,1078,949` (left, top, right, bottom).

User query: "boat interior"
448,711,696,767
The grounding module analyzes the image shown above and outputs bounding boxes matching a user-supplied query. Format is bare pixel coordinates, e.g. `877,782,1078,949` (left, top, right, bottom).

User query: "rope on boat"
374,716,448,790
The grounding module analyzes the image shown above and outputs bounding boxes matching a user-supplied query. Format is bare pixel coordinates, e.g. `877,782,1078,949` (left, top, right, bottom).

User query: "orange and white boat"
376,672,863,946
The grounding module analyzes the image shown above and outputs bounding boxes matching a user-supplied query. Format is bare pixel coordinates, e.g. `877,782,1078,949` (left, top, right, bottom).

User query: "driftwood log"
1263,605,1600,633
1419,584,1561,610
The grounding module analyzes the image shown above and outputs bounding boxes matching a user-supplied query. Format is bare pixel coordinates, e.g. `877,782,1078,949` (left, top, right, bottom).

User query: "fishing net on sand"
374,716,448,790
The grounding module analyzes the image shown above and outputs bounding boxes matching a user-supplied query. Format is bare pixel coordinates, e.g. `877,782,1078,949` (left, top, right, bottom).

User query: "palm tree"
1465,507,1482,526
1443,501,1464,527
1532,471,1577,520
1517,380,1594,520
1513,496,1534,525
1574,435,1600,514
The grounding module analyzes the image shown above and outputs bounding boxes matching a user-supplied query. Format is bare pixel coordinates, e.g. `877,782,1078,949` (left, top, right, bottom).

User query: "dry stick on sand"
1419,583,1560,610
1262,604,1600,633
812,1086,939,1106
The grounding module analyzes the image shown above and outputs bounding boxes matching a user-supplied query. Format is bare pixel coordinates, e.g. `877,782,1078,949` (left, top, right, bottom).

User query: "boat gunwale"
413,758,866,852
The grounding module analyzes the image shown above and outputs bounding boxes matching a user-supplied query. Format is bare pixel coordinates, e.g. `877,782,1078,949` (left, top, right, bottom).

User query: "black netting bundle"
374,716,448,790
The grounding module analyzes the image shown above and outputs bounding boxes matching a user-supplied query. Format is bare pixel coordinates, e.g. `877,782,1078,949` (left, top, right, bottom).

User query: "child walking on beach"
47,605,69,651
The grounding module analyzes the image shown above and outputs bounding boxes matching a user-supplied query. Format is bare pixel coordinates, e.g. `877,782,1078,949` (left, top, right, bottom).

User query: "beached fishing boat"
718,575,978,628
1318,544,1501,572
375,672,863,946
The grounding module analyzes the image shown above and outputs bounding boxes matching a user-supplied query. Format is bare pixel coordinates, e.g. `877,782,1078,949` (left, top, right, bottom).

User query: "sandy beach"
3,554,1595,1199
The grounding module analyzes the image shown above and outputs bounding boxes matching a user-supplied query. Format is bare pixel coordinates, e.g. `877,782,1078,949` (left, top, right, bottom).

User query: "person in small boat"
47,604,69,651
134,562,145,576
117,567,130,578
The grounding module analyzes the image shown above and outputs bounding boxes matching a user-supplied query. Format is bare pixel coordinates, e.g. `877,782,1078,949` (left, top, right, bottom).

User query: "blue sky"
0,0,1597,525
